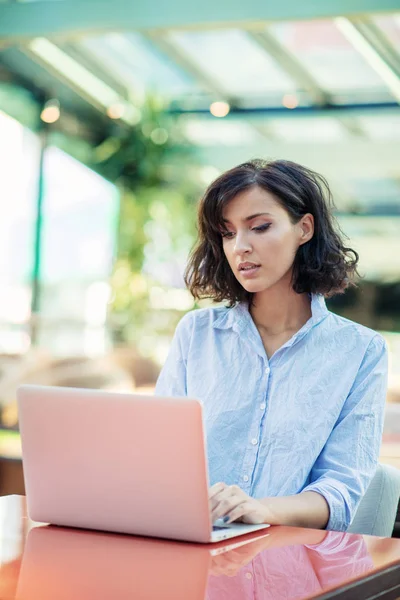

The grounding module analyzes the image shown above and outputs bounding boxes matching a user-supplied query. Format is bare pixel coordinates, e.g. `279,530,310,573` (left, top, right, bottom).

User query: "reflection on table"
0,496,400,600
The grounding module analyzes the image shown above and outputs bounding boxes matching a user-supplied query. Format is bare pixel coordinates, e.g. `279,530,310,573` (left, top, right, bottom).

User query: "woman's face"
221,185,314,295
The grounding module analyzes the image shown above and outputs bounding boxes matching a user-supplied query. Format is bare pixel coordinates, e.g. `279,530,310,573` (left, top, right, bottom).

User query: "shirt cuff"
301,481,350,532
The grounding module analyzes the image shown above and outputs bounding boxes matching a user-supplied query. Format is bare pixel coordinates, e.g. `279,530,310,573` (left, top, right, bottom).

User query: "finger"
209,485,232,508
210,483,244,504
211,486,248,520
208,482,226,500
211,492,244,522
225,502,264,525
209,485,236,512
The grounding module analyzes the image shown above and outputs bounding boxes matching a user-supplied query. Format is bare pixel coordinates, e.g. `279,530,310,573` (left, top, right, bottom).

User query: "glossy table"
0,496,400,599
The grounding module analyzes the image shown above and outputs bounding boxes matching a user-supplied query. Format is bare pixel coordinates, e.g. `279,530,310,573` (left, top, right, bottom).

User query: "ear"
298,213,314,245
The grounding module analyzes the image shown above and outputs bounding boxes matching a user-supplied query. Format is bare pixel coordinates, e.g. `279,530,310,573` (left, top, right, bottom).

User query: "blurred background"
0,0,400,495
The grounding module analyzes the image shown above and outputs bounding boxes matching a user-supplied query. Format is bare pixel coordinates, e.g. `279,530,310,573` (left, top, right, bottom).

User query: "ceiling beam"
19,40,138,126
1,0,399,43
169,102,400,119
350,17,400,73
58,42,130,100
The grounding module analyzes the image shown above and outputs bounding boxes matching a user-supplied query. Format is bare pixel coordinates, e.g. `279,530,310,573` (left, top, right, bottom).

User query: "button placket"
241,358,269,492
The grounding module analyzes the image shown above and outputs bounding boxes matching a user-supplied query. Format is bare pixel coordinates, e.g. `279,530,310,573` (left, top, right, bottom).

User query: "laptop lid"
17,385,212,542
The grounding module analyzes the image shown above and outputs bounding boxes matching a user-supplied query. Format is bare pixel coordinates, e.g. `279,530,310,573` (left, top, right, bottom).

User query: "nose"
233,231,252,256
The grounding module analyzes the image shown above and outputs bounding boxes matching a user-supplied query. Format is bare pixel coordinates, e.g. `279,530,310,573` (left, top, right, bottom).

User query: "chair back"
348,463,400,537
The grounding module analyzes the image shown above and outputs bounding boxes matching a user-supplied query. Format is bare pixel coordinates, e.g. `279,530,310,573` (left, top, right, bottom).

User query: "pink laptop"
17,385,270,543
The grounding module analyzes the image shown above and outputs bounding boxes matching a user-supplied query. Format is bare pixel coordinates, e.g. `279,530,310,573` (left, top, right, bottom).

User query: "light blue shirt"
155,294,388,531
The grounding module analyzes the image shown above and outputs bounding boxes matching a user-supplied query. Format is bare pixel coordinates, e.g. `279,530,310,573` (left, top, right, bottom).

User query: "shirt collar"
213,293,329,333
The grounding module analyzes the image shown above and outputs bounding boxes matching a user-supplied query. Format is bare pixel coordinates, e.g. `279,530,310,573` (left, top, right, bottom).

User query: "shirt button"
246,572,253,580
260,403,266,410
243,475,249,482
251,438,258,446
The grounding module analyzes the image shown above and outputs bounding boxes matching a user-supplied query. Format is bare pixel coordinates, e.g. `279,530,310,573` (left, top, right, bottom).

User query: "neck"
249,280,312,337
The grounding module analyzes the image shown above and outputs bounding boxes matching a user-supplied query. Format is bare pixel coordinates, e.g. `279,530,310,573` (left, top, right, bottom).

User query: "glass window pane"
41,146,119,288
269,117,346,142
343,177,400,211
167,30,296,99
0,111,39,339
39,147,119,355
358,115,400,140
374,14,400,51
80,33,199,98
0,111,39,285
338,215,400,280
179,116,263,145
269,20,388,96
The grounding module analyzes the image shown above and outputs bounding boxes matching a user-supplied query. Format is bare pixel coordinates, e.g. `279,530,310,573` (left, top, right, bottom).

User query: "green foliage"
92,98,193,191
109,182,199,350
91,97,201,350
0,83,40,131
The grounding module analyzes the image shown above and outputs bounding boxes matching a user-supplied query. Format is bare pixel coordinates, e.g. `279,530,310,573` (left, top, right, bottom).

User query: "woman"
155,159,388,532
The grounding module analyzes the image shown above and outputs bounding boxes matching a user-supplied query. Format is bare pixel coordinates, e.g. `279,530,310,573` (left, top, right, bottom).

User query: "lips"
238,262,261,271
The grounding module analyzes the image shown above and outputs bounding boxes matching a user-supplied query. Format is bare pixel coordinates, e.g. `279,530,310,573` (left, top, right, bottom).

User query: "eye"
252,224,271,233
221,231,235,239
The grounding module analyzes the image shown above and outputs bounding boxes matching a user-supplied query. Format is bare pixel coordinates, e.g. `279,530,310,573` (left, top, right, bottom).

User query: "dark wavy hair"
185,159,359,304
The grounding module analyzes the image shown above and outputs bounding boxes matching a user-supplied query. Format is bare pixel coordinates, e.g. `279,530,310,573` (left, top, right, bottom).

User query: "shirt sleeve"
154,312,193,397
301,333,388,532
306,531,373,588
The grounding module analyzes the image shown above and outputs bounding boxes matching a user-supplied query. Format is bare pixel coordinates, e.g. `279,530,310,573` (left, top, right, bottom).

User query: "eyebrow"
222,212,273,224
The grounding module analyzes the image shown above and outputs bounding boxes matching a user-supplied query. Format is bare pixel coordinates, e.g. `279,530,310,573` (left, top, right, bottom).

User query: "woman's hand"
210,534,272,576
210,484,330,529
209,482,275,525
